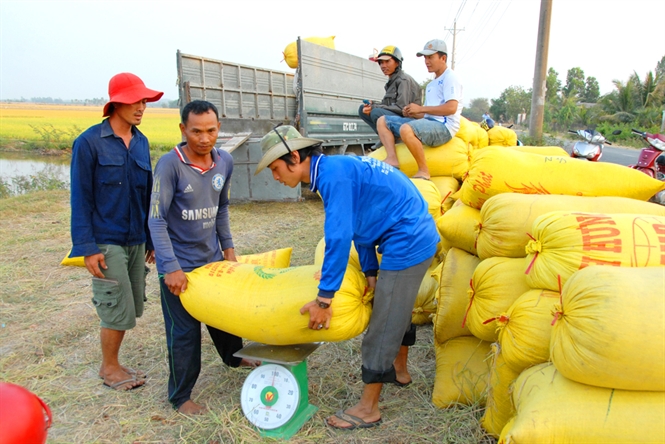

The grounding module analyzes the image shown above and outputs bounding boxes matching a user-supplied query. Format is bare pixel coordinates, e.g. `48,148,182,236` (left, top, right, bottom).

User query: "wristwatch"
316,298,331,309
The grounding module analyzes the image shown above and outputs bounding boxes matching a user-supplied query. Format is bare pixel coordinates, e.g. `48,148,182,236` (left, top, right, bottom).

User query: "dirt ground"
0,190,494,443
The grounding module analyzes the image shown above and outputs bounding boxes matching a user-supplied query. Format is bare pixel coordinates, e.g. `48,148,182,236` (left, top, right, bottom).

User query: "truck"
176,38,387,201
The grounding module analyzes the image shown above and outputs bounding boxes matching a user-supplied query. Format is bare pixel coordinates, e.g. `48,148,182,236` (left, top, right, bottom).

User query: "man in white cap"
359,45,422,143
69,73,163,391
376,39,463,179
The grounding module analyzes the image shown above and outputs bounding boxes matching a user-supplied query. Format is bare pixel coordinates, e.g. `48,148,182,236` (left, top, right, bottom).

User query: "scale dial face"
240,363,301,430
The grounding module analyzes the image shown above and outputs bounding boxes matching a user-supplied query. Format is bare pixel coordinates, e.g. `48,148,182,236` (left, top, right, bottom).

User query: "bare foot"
177,400,207,415
383,156,400,169
240,358,261,368
325,404,381,429
411,170,430,180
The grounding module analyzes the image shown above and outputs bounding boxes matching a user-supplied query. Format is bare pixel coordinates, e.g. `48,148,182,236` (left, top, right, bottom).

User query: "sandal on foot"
99,367,146,379
392,379,412,387
411,175,430,180
103,377,144,391
326,409,382,430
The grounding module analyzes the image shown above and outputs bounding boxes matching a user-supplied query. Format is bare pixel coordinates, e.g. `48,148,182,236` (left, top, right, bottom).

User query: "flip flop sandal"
326,409,382,430
103,377,144,391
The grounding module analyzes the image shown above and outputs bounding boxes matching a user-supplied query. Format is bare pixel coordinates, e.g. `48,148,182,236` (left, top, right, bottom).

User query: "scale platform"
234,342,322,439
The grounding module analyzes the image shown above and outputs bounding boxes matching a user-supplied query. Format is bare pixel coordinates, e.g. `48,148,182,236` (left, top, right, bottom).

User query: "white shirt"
424,68,463,136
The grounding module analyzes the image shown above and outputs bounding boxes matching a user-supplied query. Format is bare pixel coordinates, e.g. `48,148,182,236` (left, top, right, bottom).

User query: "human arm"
70,135,103,267
403,100,459,119
300,165,355,328
215,152,235,258
148,155,184,283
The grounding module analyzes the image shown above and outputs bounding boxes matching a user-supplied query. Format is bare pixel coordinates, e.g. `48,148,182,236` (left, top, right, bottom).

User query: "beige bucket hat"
254,125,323,175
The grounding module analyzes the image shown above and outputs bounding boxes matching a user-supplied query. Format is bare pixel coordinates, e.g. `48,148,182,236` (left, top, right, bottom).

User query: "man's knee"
399,124,415,140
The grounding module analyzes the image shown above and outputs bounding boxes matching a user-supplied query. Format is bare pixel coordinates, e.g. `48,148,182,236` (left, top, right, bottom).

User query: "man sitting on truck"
359,46,422,145
376,39,463,180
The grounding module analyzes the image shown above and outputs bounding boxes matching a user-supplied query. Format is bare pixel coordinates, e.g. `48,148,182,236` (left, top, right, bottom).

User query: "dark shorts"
91,244,148,330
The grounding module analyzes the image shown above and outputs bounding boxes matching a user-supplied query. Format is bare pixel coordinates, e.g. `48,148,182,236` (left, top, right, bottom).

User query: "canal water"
0,151,71,192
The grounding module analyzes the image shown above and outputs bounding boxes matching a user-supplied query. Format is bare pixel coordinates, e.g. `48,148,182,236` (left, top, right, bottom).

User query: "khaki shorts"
91,244,148,330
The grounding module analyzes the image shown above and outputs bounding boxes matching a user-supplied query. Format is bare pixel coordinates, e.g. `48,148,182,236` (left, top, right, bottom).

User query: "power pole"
445,20,465,70
528,0,553,140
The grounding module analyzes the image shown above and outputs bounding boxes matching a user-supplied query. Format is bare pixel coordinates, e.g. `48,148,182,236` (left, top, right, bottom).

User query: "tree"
583,76,600,103
545,67,561,103
490,86,531,124
563,67,585,99
462,97,490,122
656,55,665,79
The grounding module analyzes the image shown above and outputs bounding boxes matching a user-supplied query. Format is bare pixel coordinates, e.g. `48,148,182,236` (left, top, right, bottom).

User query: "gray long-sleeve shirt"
373,67,422,116
149,144,234,274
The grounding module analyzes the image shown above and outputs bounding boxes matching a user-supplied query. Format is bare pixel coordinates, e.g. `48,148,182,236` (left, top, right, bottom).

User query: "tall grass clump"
0,168,69,198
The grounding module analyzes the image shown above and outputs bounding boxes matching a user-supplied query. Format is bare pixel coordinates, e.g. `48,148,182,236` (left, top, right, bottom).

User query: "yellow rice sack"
432,336,491,408
550,266,665,391
497,289,560,373
460,147,665,209
410,178,443,223
412,261,441,325
477,193,665,260
369,137,470,180
313,237,365,271
60,250,85,267
433,248,480,344
436,203,481,256
475,123,489,149
455,116,478,150
507,145,568,156
429,176,460,214
525,211,665,291
61,247,293,268
499,363,665,444
283,36,335,69
237,248,293,268
466,257,531,342
181,262,371,345
487,126,518,147
481,343,521,439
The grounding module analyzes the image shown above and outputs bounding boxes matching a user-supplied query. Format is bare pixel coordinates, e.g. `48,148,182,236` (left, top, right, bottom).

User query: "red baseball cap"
102,73,164,117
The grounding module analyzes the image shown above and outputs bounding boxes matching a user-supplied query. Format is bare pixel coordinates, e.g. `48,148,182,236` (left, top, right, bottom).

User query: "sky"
1,0,664,106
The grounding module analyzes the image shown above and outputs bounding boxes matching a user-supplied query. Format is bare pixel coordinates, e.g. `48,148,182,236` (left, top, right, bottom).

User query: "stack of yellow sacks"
473,195,665,437
498,265,665,443
425,138,665,426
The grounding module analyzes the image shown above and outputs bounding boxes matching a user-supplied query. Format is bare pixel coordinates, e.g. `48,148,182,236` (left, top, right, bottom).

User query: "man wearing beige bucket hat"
69,73,162,391
256,125,439,430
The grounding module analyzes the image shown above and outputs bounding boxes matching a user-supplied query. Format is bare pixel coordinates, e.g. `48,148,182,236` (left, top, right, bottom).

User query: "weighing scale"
234,342,321,439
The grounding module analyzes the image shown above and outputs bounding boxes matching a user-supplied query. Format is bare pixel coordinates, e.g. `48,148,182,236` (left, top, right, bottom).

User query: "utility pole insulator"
444,20,465,70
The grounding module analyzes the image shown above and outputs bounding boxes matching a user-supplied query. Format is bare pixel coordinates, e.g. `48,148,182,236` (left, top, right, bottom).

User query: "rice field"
0,103,181,149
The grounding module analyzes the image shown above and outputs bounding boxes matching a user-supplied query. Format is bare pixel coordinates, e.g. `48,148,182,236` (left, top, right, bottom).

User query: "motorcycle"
568,129,612,161
628,128,665,179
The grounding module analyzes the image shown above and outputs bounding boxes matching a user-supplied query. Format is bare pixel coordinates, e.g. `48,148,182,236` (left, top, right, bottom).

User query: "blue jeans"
159,276,243,409
358,104,401,135
384,116,453,147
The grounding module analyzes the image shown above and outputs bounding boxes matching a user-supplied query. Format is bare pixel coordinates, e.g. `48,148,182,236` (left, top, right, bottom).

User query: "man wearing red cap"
69,73,163,391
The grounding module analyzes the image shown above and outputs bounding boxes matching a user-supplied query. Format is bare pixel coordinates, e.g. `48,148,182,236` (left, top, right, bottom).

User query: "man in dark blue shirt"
69,73,162,391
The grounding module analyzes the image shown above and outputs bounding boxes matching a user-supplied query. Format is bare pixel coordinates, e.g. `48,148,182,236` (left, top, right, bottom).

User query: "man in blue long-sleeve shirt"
69,73,162,391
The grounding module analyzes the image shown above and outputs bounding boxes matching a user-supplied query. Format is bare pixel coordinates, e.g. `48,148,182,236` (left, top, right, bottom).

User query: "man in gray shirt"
149,100,255,415
359,45,422,143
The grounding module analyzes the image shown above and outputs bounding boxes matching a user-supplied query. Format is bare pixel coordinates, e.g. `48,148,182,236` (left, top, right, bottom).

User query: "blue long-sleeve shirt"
148,145,234,274
310,155,440,298
69,119,153,257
